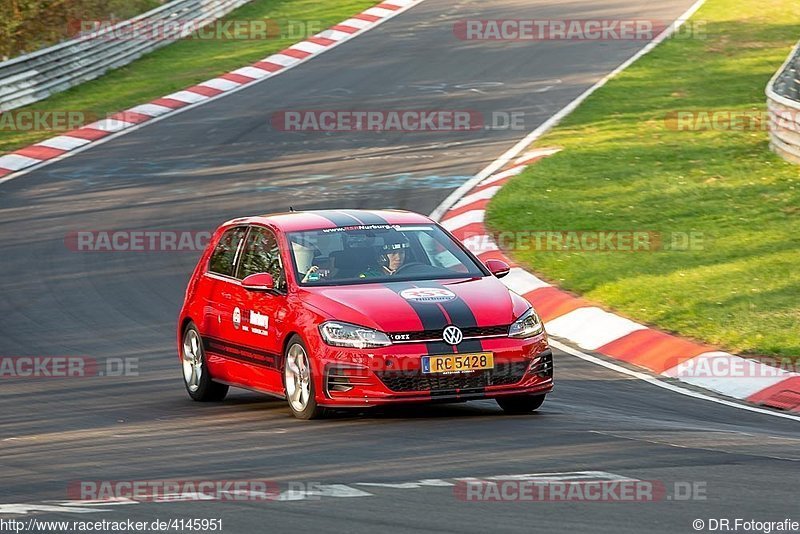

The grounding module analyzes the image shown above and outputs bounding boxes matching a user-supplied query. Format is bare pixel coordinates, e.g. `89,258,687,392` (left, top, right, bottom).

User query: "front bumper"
310,334,554,407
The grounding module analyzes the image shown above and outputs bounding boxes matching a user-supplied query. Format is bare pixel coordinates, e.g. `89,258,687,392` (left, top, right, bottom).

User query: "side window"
238,227,286,291
208,226,247,277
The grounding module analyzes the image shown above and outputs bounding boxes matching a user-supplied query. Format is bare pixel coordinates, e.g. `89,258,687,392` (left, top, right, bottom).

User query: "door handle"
221,292,232,300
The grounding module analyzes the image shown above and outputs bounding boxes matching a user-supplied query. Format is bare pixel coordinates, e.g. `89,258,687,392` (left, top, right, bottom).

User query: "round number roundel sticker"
400,288,456,303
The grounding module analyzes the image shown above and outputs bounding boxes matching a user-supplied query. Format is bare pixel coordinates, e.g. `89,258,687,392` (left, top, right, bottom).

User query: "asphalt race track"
1,0,798,532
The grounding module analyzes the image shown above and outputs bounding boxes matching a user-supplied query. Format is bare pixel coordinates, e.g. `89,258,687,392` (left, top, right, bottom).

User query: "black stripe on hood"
384,281,454,354
384,281,485,354
426,280,484,353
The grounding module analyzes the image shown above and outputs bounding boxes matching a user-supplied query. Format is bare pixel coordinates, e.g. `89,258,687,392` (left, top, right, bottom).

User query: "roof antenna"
289,206,296,212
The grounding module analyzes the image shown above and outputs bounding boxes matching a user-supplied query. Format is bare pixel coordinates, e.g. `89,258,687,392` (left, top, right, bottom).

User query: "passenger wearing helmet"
289,236,324,283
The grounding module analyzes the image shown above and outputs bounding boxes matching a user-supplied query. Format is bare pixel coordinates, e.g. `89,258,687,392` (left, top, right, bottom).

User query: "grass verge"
486,0,800,359
0,0,376,154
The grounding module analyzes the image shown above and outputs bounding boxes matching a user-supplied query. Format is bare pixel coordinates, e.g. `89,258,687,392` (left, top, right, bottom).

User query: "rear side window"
208,226,247,277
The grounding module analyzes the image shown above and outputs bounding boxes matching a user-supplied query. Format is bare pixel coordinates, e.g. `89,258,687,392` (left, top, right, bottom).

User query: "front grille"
376,361,529,393
388,325,509,343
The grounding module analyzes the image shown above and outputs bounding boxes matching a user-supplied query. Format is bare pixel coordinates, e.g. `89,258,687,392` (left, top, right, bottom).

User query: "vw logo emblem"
443,325,463,346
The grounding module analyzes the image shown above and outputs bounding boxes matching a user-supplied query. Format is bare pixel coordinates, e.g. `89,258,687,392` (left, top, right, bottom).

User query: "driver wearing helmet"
358,233,411,278
381,233,411,274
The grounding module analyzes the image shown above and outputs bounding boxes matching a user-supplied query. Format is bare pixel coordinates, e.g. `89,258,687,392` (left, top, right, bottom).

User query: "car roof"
222,209,436,233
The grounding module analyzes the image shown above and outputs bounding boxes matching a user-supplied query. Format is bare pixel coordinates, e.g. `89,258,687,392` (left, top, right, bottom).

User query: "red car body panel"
178,210,554,408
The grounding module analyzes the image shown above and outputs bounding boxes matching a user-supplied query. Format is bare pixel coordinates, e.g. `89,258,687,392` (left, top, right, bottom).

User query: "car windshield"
287,224,486,286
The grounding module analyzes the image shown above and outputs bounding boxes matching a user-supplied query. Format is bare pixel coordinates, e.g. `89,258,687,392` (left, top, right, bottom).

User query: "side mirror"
485,259,511,279
241,272,275,291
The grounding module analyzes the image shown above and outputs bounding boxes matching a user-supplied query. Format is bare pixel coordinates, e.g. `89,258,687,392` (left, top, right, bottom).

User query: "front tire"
182,323,229,402
283,335,325,420
496,394,546,414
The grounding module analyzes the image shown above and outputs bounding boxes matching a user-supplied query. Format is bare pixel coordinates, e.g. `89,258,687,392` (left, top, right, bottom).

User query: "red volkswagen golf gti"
177,209,553,419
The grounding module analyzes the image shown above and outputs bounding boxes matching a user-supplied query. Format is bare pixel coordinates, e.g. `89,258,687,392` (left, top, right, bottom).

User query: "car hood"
299,276,530,333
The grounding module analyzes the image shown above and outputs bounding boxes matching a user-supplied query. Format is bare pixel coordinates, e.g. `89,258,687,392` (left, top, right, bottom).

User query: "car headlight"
508,308,544,338
319,321,392,349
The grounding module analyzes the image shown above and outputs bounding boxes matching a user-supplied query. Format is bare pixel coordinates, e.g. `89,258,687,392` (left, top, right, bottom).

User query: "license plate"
421,352,494,374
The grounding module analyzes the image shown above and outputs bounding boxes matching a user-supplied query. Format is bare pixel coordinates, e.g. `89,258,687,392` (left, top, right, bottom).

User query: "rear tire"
181,323,229,402
496,394,546,414
283,335,326,420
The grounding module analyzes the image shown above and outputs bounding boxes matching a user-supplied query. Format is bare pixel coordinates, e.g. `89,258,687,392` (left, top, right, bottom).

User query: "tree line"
1,0,163,60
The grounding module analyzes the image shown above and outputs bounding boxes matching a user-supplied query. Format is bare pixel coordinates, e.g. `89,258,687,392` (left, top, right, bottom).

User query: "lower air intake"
376,361,529,393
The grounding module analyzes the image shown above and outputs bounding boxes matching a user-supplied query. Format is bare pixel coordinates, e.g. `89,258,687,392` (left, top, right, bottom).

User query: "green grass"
0,0,376,153
487,0,800,359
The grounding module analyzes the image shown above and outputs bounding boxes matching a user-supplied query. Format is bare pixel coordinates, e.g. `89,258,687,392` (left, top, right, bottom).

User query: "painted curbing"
430,0,798,414
0,0,425,183
437,148,800,413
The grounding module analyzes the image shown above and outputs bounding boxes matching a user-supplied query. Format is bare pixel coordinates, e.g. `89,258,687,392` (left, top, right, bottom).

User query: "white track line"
552,340,800,423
